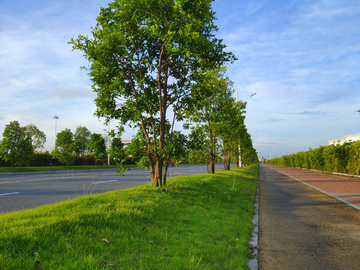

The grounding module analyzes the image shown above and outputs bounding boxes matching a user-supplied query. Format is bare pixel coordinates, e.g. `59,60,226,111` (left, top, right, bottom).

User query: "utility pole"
356,110,360,129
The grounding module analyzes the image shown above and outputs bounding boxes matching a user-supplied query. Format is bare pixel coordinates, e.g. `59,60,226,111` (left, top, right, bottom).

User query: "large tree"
0,121,34,166
71,0,235,186
74,126,91,156
25,124,46,150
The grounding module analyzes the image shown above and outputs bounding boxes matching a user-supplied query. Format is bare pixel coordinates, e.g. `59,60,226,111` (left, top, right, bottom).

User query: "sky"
1,0,360,159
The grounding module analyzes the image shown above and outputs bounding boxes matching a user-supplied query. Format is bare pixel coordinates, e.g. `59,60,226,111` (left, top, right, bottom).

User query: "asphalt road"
0,164,229,213
259,164,360,270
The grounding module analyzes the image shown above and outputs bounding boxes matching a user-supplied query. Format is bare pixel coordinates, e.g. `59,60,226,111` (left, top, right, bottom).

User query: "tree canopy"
74,126,91,156
87,133,107,160
0,120,34,166
25,124,46,150
71,0,235,186
52,129,76,165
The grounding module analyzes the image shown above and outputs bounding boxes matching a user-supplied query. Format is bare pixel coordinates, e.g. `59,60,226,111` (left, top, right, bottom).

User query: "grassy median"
0,164,258,269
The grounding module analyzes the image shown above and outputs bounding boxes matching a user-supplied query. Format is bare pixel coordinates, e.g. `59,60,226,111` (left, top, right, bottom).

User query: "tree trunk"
209,151,215,174
148,156,155,185
226,155,231,170
163,160,170,186
206,155,209,173
154,159,163,187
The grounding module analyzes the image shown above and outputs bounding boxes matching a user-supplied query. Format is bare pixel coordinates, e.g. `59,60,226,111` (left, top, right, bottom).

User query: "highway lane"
0,164,230,213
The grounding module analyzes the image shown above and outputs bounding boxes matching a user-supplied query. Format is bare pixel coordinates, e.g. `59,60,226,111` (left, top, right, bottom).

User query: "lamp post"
53,116,59,147
233,89,256,167
102,123,111,166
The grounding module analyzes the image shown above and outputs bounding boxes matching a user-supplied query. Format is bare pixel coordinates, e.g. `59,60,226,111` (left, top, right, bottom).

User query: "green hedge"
0,151,109,167
265,141,360,175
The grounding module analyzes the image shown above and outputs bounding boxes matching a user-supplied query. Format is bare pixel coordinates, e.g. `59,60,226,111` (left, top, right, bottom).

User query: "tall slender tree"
74,126,91,156
187,67,237,173
71,0,235,186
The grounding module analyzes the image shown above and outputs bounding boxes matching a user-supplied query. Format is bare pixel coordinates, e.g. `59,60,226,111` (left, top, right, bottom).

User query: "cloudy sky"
1,0,359,159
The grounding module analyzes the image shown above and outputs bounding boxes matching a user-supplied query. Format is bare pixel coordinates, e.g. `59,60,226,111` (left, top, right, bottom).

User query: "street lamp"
233,89,256,167
102,122,111,166
53,116,59,146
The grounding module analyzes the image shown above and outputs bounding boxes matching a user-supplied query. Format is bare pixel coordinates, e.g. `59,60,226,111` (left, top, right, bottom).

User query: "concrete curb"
248,177,259,270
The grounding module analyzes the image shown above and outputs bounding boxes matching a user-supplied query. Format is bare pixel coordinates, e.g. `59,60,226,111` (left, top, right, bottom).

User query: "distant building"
122,140,132,148
328,133,360,146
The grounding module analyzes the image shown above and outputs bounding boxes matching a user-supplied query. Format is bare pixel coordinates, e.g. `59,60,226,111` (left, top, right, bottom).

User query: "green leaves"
52,129,76,165
24,124,46,151
0,120,34,166
72,0,236,185
87,133,107,160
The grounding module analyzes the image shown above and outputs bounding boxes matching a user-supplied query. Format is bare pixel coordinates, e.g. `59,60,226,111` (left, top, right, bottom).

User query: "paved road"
0,164,229,213
259,164,360,270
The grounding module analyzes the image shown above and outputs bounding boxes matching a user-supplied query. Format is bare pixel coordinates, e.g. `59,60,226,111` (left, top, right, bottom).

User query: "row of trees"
1,1,258,183
71,0,258,187
0,114,257,171
0,121,46,166
0,122,113,167
52,127,109,165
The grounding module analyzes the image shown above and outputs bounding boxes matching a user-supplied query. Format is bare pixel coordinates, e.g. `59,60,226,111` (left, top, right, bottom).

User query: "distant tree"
0,120,34,166
25,124,46,150
186,66,236,173
108,126,127,163
87,133,106,160
74,126,91,156
52,129,76,165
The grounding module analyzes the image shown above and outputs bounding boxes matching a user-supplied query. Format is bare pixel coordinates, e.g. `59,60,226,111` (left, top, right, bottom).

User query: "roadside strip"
264,164,360,211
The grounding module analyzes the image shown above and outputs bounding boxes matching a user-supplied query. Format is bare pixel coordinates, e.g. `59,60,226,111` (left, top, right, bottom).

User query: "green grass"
0,164,259,269
0,165,138,173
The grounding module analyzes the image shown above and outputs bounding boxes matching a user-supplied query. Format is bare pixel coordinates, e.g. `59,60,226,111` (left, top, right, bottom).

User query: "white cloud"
1,0,360,159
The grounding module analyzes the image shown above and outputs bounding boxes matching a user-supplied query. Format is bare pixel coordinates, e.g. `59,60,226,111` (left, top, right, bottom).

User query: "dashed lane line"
0,192,20,196
92,180,118,184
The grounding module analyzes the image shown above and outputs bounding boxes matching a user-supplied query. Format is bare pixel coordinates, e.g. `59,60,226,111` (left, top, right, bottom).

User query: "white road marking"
92,180,118,184
0,192,20,196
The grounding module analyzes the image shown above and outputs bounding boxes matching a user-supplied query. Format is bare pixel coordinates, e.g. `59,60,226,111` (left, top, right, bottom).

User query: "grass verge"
0,164,259,269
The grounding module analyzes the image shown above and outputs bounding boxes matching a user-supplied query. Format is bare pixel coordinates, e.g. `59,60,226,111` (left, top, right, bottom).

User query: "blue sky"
1,0,360,159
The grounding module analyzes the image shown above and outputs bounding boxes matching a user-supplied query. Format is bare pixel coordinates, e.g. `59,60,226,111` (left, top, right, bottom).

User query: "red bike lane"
263,164,360,211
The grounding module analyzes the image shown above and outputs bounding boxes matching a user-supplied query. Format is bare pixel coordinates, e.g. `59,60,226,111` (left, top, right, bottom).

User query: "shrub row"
265,141,360,175
0,151,113,167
